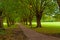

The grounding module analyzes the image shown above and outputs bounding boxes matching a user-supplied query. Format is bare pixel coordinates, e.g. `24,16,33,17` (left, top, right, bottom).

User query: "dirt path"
18,23,60,40
0,26,28,40
0,23,60,40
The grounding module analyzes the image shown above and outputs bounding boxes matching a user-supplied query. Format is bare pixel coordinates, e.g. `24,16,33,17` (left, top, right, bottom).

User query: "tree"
29,0,47,27
28,0,35,27
42,0,59,22
2,0,22,26
0,0,5,29
27,0,58,27
57,0,60,8
0,9,3,29
19,0,33,25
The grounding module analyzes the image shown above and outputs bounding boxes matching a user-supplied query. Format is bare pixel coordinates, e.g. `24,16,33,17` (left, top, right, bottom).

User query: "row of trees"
0,0,21,29
0,0,60,29
19,0,60,27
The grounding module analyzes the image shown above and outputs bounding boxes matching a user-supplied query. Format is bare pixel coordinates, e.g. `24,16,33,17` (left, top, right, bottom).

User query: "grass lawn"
3,23,18,29
27,22,60,35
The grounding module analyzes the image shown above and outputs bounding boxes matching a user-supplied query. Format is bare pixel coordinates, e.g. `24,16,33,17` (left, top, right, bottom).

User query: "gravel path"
19,24,60,40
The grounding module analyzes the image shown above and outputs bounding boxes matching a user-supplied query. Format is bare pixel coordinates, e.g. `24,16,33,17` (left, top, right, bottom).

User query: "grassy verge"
0,23,17,35
3,23,18,29
26,22,60,36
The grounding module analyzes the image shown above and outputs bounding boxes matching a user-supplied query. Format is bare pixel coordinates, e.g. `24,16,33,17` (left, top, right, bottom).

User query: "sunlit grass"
3,23,8,28
0,23,7,35
27,22,60,34
32,22,60,27
3,23,17,29
3,23,7,25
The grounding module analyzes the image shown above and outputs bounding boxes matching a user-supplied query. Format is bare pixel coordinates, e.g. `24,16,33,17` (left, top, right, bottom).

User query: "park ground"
26,22,60,38
0,22,60,40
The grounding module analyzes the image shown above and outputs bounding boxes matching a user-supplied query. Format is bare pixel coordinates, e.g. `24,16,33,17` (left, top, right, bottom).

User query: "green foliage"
0,0,59,25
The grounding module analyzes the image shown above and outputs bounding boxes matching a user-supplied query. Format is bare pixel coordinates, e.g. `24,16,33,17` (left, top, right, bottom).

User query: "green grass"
3,23,17,29
3,22,60,34
27,22,60,34
32,22,60,27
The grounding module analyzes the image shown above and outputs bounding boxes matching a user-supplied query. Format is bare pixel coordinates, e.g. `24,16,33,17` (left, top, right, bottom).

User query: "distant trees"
19,0,34,26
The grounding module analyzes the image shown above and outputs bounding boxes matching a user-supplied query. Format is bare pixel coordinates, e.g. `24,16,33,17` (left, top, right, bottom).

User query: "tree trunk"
22,18,27,25
0,17,3,28
7,17,12,27
29,21,31,26
7,18,11,27
0,10,4,30
57,0,60,8
29,20,32,27
36,15,41,27
23,18,25,24
36,11,42,28
29,17,32,27
25,18,28,25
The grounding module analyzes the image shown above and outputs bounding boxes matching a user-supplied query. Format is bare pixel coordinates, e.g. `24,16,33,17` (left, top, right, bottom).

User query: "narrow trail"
0,25,28,40
18,23,60,40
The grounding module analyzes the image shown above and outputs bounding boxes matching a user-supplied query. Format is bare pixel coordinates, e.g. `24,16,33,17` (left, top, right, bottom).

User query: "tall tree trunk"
29,19,32,27
0,17,3,28
22,18,27,25
25,18,28,25
29,20,32,26
57,0,60,8
0,10,3,29
7,19,9,27
7,18,11,27
36,14,41,27
29,16,32,27
23,18,25,24
36,11,42,28
57,0,60,10
7,17,12,27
